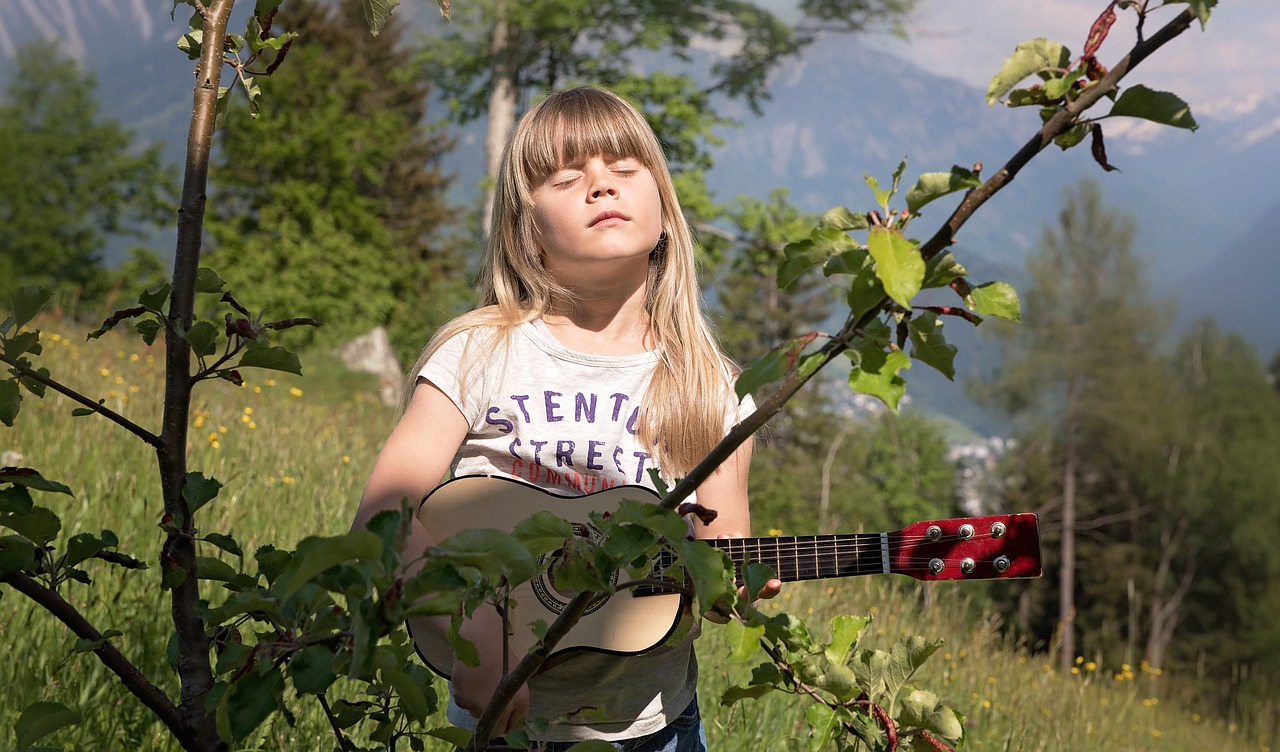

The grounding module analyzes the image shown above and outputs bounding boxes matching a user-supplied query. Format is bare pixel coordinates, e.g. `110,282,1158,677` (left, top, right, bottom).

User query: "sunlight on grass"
2,319,1275,751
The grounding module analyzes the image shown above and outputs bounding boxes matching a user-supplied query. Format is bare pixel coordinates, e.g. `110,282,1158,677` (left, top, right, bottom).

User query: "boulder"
334,327,403,407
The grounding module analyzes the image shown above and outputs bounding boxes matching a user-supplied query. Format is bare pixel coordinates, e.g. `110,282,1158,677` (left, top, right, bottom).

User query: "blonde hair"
406,85,736,477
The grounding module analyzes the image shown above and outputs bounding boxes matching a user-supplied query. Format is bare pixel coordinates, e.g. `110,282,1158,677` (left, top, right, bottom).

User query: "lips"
589,210,629,227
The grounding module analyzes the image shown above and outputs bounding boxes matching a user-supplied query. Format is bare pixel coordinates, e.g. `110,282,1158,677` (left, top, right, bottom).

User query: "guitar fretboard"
635,533,889,594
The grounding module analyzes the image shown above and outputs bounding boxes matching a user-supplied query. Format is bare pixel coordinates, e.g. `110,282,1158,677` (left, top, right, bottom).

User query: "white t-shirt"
418,320,749,742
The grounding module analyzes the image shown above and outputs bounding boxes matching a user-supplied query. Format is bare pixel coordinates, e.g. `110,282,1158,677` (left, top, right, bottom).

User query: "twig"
0,353,162,448
318,692,353,752
1,570,193,748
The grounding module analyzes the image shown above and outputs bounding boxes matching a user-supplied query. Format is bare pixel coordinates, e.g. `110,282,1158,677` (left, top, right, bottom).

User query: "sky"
859,0,1280,142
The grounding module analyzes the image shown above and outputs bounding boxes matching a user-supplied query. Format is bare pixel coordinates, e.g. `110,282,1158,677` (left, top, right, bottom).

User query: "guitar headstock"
891,513,1042,581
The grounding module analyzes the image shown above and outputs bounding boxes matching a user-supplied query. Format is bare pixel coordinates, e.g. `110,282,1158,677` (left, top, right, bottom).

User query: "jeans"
471,696,707,752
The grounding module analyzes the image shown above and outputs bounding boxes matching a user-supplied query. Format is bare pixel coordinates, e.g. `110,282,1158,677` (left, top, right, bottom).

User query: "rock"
334,327,403,407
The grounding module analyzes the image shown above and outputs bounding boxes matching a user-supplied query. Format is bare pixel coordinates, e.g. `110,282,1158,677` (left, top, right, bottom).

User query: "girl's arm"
689,436,783,605
353,380,529,732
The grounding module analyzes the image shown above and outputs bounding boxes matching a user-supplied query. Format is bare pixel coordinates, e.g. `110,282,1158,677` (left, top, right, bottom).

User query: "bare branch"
0,353,162,448
1,570,191,747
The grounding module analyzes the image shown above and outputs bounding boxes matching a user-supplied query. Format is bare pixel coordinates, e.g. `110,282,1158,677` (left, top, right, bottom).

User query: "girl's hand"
451,612,530,734
704,534,782,623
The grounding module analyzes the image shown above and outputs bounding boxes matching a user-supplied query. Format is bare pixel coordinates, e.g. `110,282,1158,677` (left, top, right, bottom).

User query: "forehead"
520,95,659,180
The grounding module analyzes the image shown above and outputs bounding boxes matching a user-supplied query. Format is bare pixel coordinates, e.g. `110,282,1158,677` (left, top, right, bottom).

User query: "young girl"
352,85,777,750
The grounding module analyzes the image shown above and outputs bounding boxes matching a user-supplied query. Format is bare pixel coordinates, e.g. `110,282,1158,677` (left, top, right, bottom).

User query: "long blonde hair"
406,85,736,477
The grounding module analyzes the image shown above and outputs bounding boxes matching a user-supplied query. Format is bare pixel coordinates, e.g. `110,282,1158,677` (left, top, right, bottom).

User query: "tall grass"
1,320,1273,751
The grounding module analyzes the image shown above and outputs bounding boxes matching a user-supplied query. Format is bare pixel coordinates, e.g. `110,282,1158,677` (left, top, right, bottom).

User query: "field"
1,320,1274,751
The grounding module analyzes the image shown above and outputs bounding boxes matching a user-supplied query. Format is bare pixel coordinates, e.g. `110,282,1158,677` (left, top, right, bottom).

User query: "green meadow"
1,321,1273,751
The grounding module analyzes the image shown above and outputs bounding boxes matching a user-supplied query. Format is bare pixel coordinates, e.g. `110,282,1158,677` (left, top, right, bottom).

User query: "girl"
352,85,777,750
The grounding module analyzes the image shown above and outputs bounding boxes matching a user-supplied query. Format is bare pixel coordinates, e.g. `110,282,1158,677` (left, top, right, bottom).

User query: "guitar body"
414,477,691,678
413,475,1042,679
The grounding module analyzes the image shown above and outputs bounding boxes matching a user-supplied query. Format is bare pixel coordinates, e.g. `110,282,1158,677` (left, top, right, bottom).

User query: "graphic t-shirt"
418,320,748,742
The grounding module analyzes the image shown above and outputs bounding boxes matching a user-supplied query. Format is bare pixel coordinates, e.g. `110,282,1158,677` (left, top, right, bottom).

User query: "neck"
542,272,652,355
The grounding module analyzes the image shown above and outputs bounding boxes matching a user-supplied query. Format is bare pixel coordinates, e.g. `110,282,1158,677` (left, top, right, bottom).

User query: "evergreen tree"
207,0,463,361
0,43,174,303
976,178,1170,671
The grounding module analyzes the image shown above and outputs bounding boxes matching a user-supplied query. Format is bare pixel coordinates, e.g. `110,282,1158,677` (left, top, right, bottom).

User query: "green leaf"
734,336,821,399
778,229,861,289
1,505,61,546
905,167,981,215
360,0,402,35
723,620,764,662
805,703,842,752
434,528,539,584
987,38,1071,105
907,313,958,380
0,469,72,496
14,701,81,750
0,379,20,427
288,645,339,695
6,287,53,332
826,614,871,666
177,27,203,60
273,531,383,602
427,726,473,747
816,206,869,232
219,668,285,741
374,649,434,722
667,538,734,617
182,472,222,516
236,342,303,376
922,251,967,289
883,635,944,698
867,227,924,307
899,688,965,742
864,174,892,212
197,556,239,582
203,532,244,558
0,485,34,514
183,321,220,358
0,534,37,575
194,266,225,292
446,617,480,668
1109,84,1198,130
136,319,163,345
138,282,171,311
968,281,1022,322
847,346,910,412
1054,122,1093,150
3,331,41,361
62,532,108,569
512,511,575,555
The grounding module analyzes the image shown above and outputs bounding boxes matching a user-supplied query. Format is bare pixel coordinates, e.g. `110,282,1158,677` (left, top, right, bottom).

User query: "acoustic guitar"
414,475,1041,678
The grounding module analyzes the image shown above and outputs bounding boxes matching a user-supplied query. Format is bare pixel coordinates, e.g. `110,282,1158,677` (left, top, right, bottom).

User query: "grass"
1,319,1274,752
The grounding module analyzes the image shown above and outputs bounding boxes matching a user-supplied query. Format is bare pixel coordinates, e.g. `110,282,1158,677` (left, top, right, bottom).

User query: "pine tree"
207,0,464,360
0,44,174,304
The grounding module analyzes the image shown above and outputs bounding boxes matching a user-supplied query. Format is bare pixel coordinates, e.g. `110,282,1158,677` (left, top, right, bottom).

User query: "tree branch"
916,7,1197,263
0,570,193,748
0,353,162,448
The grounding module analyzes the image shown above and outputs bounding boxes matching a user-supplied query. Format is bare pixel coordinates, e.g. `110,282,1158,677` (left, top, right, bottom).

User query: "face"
530,154,663,288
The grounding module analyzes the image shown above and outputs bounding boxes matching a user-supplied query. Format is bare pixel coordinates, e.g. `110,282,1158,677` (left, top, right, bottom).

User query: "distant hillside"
1173,201,1280,357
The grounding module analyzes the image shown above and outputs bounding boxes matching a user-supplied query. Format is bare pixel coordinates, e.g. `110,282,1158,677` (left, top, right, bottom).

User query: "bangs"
517,88,664,184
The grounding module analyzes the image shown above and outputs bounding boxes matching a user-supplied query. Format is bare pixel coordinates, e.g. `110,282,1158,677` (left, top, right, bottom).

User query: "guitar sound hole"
530,524,617,616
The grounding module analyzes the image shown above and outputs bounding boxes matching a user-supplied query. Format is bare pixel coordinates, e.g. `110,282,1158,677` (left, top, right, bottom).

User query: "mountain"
1172,201,1280,357
3,2,1277,424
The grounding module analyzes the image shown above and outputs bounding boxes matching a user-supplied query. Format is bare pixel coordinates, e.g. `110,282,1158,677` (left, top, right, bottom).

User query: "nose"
586,162,618,201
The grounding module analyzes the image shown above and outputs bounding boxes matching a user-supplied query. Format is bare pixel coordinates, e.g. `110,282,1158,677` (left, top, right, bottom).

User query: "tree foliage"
207,0,466,360
0,44,175,303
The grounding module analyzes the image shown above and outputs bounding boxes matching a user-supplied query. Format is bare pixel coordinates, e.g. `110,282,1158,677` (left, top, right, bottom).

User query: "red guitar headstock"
891,514,1042,581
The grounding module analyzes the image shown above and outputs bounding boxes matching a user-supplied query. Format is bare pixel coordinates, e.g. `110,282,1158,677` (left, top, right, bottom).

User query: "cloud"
867,0,1280,131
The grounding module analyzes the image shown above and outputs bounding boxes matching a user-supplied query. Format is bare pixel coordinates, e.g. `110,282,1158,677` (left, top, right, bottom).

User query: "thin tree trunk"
163,1,235,748
1057,399,1078,672
480,0,516,238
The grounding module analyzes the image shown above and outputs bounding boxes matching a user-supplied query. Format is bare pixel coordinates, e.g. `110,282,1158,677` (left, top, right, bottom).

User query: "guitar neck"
707,534,890,582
